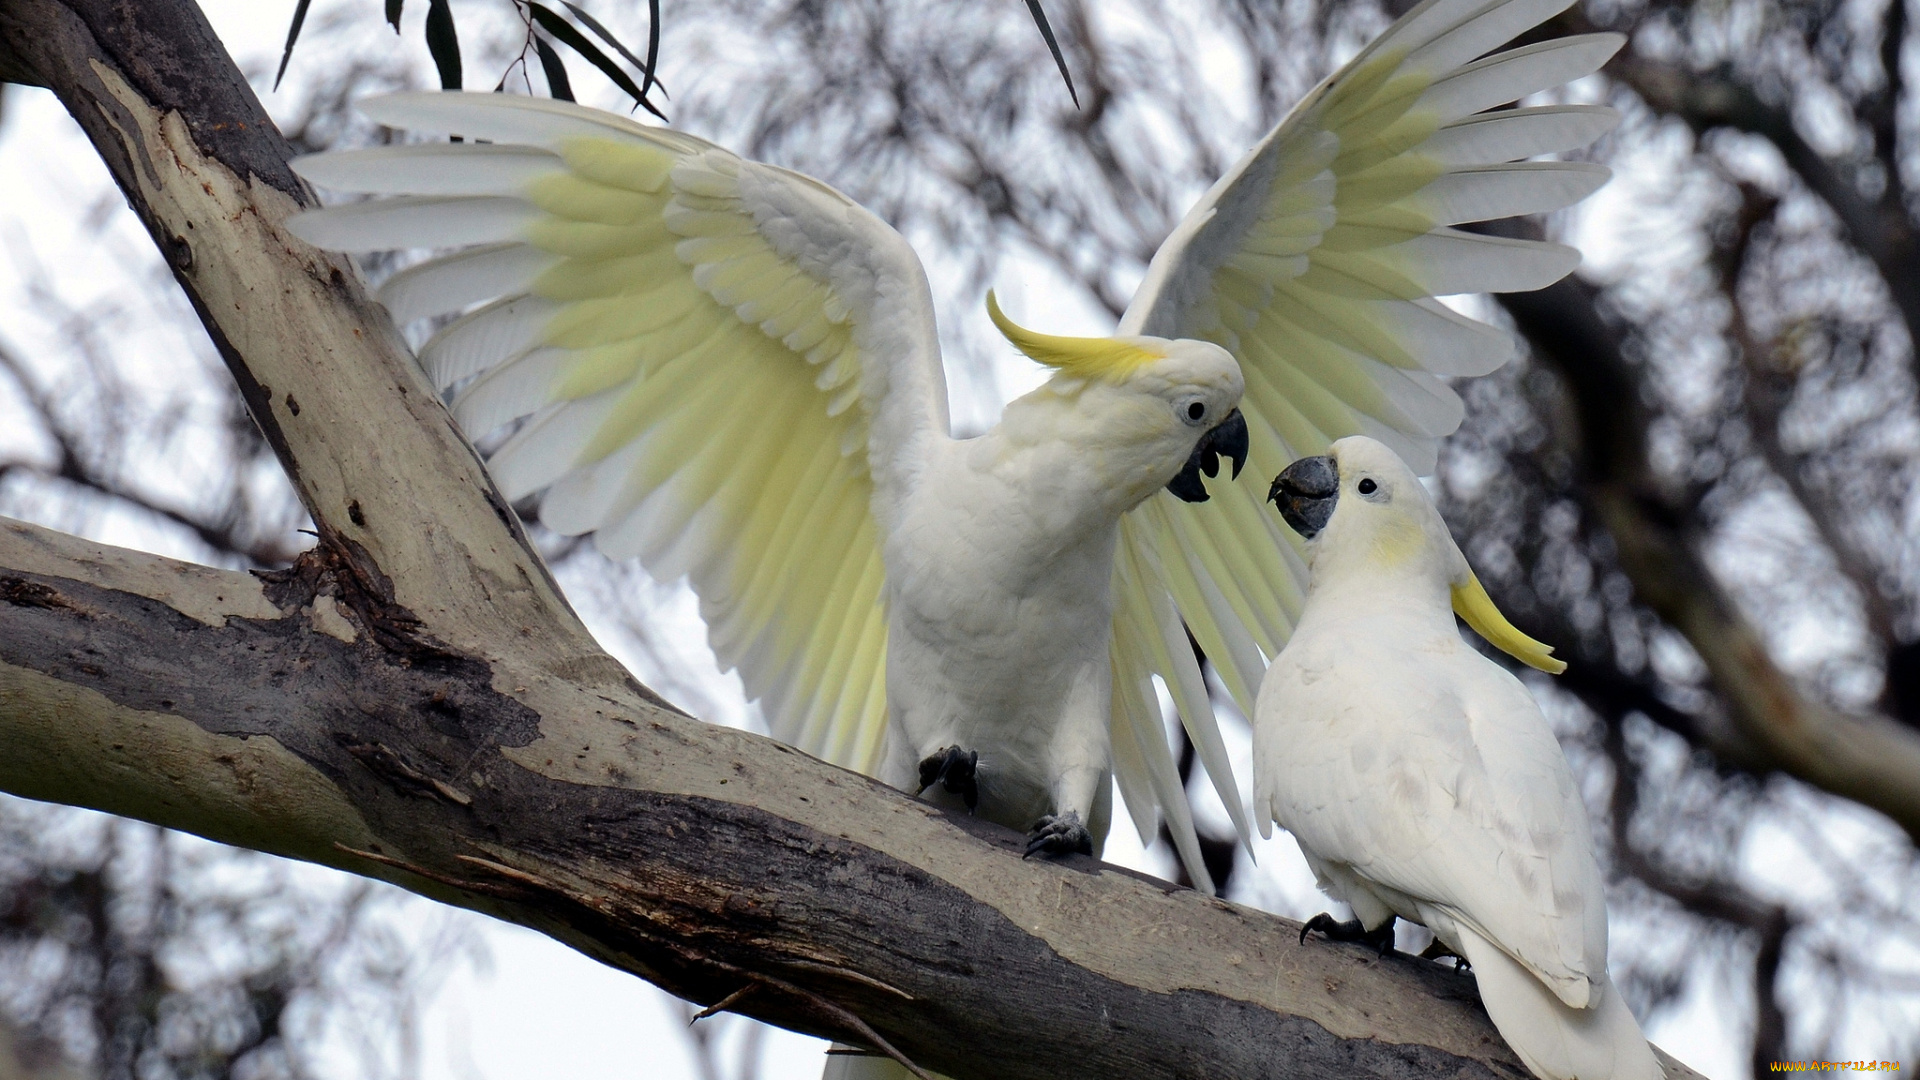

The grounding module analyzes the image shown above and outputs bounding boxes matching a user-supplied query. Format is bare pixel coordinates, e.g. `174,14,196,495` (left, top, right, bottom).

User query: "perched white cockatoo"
1255,436,1661,1080
284,0,1621,896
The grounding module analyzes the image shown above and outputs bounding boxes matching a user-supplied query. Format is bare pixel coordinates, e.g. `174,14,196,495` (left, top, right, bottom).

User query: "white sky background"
4,0,1899,1077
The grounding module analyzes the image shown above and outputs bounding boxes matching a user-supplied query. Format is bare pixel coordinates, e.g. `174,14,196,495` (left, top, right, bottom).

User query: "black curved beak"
1266,455,1338,538
1166,409,1249,504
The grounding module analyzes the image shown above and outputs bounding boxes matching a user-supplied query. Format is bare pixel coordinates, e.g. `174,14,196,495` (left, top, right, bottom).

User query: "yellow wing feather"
289,93,949,777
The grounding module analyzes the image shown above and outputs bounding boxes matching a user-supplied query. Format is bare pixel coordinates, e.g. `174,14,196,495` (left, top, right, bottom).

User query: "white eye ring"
1180,398,1207,425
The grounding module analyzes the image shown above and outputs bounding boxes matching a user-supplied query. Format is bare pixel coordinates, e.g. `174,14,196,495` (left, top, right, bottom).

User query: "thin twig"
690,983,759,1023
333,843,530,900
777,959,916,1001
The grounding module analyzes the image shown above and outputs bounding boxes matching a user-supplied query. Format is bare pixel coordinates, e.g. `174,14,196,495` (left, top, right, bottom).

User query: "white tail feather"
1458,926,1664,1080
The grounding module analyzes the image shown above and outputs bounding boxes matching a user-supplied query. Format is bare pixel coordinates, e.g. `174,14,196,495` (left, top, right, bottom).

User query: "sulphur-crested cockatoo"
285,0,1620,892
1255,436,1661,1080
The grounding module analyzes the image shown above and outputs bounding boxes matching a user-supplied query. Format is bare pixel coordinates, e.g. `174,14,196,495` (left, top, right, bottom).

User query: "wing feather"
418,295,562,387
290,92,948,776
1415,35,1623,122
290,195,539,250
1414,161,1610,224
295,143,563,195
1399,0,1580,70
378,243,559,323
1110,541,1215,892
1423,104,1620,164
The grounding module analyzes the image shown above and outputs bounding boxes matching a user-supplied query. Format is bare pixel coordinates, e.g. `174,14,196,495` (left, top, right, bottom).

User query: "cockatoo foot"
1299,912,1395,955
1023,811,1095,858
916,746,979,812
1417,939,1471,972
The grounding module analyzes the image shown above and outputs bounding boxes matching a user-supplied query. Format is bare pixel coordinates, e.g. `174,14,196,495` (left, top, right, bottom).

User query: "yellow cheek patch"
1367,514,1427,567
1451,573,1567,674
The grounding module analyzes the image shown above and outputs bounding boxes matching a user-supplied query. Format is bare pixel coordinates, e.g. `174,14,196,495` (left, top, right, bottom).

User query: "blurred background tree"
4,0,1920,1077
0,799,474,1080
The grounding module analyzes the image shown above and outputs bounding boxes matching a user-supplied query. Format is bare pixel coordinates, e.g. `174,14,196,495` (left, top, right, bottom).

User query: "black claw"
916,746,979,812
1024,811,1094,858
1299,912,1395,955
1418,939,1471,972
1298,912,1342,946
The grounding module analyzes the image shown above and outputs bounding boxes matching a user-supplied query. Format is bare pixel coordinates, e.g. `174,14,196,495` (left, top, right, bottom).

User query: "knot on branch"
255,525,464,668
0,575,77,613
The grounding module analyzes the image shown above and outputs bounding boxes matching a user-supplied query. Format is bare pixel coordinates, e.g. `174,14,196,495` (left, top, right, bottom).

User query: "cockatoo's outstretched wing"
1111,0,1623,841
287,92,952,774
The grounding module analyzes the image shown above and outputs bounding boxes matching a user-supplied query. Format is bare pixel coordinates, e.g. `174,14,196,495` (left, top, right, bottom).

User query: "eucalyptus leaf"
1022,0,1079,108
560,1,666,99
527,2,666,120
425,0,462,90
534,34,575,101
272,0,313,91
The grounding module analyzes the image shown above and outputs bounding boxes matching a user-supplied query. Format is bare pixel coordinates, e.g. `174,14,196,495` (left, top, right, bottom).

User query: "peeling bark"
0,2,1710,1078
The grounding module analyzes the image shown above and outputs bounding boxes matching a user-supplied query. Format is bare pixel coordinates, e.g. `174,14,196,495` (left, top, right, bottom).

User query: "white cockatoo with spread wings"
287,0,1621,894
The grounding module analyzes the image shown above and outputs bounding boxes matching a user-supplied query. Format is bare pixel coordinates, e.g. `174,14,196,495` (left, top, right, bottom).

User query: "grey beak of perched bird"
1266,454,1338,537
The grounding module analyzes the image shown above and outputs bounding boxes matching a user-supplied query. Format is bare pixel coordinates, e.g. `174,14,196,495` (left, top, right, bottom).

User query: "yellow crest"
986,291,1162,382
1451,573,1567,675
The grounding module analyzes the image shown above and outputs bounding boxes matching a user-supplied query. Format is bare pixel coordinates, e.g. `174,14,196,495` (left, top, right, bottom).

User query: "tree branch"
1602,715,1791,1073
0,514,1709,1080
1615,57,1920,384
1498,274,1920,841
1713,185,1903,649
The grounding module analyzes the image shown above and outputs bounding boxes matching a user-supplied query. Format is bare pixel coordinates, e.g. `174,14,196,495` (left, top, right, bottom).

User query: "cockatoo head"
1267,436,1567,673
986,292,1248,505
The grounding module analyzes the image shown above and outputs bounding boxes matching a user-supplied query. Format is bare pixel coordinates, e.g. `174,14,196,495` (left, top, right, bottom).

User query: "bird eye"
1187,401,1206,421
1358,478,1378,495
